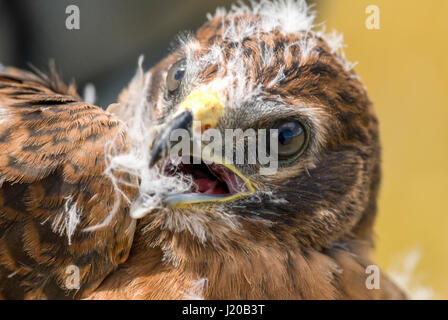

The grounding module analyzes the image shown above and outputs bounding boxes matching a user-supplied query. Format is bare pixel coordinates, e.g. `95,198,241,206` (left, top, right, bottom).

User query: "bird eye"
166,59,186,94
274,120,308,160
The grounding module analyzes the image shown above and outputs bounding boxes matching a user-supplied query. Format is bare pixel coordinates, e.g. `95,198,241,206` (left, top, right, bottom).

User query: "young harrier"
0,0,405,299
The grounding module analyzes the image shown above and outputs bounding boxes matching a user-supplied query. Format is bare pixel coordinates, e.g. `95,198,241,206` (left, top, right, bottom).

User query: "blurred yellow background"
317,0,448,298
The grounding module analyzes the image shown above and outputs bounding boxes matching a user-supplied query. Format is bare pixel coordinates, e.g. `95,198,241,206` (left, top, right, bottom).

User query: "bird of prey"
0,0,406,299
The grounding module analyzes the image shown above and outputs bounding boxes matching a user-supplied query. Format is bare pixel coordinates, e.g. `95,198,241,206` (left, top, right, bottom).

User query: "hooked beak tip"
149,110,193,167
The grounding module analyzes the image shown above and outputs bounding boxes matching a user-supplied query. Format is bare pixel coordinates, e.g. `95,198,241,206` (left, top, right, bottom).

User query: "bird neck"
89,228,376,299
87,225,407,300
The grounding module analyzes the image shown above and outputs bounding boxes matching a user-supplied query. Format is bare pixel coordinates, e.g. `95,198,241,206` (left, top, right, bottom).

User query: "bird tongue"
194,178,227,194
206,163,244,194
164,158,245,195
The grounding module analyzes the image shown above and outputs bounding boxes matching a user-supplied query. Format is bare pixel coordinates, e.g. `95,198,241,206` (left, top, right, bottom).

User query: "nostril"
202,123,212,132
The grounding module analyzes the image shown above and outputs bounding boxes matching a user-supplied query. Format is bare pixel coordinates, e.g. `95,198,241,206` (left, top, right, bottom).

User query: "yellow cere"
177,89,224,134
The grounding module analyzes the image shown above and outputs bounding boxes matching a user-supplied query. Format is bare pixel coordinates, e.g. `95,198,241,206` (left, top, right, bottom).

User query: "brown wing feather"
0,67,136,299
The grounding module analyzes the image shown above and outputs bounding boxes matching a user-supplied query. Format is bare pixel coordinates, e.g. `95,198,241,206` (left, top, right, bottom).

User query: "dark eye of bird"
274,121,308,160
166,59,186,94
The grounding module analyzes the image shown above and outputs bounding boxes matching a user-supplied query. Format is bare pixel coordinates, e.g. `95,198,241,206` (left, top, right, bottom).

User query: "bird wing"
0,66,136,299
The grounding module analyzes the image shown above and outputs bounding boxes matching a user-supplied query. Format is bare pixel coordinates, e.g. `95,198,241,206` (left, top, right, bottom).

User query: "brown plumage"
0,1,406,299
0,65,136,299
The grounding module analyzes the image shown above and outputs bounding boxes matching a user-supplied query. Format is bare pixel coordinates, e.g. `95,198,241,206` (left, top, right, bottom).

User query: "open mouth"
144,110,254,208
161,156,254,207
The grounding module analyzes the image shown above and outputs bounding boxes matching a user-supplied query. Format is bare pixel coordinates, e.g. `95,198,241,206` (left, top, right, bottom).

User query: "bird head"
116,1,380,258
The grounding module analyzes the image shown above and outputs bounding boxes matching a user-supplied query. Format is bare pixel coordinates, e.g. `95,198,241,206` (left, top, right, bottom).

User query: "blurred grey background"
0,0,315,108
0,0,237,108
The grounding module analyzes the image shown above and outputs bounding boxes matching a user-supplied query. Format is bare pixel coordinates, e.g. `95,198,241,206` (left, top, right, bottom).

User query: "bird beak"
146,89,254,209
148,109,193,167
149,89,224,167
